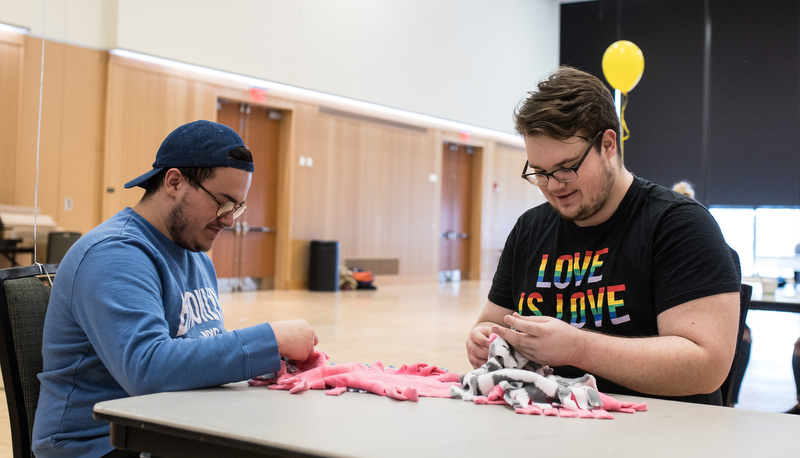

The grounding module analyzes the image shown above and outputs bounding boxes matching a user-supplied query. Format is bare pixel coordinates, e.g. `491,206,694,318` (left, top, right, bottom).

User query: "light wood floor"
0,278,798,457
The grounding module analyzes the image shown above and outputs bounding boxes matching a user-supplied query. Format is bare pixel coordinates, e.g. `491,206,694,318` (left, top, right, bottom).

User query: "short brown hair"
514,66,621,155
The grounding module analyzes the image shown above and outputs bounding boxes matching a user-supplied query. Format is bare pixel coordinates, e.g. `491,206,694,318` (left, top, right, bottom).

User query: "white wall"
0,0,117,49
0,0,560,134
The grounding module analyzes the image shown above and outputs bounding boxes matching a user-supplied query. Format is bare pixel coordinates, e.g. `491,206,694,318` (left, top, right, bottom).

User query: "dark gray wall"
560,0,800,207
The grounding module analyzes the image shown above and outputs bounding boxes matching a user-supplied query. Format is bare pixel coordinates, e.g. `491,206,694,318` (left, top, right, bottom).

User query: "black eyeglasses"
183,174,247,219
521,131,602,186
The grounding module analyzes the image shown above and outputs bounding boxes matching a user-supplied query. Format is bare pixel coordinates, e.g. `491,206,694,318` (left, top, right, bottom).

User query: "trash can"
308,240,339,291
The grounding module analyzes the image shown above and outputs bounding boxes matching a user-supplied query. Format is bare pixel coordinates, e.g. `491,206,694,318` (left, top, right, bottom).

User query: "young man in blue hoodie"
33,120,318,458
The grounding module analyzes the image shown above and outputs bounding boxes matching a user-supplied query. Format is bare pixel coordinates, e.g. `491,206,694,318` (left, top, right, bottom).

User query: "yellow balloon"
602,40,645,93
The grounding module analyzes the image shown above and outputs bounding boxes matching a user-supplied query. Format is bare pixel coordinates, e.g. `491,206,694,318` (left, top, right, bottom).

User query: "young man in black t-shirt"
465,67,740,404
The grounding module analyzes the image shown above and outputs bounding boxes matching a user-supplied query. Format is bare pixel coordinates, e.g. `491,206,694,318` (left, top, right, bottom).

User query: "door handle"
222,225,276,233
245,227,276,233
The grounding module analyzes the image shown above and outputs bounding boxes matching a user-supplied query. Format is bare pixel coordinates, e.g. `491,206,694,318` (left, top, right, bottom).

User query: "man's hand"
466,301,515,368
466,323,494,368
491,313,585,367
270,319,319,361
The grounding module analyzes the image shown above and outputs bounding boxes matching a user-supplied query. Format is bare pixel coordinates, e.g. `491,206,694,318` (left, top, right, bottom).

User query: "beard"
552,161,616,223
167,196,210,252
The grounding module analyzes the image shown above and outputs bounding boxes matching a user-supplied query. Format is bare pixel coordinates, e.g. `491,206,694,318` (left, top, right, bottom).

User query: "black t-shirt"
488,176,741,404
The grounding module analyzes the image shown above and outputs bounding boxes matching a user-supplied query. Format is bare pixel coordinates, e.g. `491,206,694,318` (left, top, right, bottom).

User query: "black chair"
46,231,80,264
0,263,58,458
720,283,753,407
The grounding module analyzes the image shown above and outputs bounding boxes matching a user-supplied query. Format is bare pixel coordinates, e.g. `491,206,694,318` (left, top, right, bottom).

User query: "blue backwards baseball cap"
124,120,255,189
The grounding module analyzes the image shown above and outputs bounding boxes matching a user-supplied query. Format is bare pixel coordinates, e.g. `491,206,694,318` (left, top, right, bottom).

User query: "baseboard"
343,258,399,275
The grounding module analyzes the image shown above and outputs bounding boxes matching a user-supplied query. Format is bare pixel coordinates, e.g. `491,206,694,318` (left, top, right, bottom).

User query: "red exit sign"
249,87,267,103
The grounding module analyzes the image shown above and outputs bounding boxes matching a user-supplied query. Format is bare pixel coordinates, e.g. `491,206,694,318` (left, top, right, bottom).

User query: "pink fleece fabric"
249,350,460,401
250,345,647,419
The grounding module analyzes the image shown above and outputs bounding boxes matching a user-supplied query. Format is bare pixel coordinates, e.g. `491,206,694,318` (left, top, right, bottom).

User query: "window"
709,207,800,278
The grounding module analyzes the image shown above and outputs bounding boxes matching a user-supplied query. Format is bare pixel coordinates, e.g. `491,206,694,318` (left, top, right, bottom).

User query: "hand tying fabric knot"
450,334,647,419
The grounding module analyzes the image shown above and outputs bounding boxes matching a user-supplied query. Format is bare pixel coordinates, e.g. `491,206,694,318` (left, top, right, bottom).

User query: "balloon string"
620,92,630,160
33,0,47,264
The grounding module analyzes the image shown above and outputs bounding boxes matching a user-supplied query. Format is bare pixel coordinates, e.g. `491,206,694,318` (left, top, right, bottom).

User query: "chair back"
720,283,752,407
0,264,58,458
46,232,80,264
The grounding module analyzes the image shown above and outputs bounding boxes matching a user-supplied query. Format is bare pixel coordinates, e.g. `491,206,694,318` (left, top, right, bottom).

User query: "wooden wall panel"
287,104,440,286
10,46,529,288
104,57,299,289
103,57,221,219
0,31,23,205
13,37,106,241
15,36,64,229
56,42,107,234
274,107,296,290
481,143,546,279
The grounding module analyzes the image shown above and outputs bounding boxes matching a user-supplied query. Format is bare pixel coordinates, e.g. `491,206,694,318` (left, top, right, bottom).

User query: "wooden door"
439,142,474,281
213,100,280,290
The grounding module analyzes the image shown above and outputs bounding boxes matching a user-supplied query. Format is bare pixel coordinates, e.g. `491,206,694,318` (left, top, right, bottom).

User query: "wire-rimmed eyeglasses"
521,131,602,186
183,173,247,219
